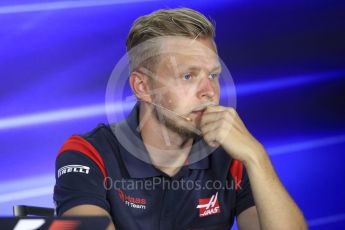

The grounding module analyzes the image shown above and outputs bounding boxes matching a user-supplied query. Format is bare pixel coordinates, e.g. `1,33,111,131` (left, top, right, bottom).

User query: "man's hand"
200,105,265,163
200,105,308,230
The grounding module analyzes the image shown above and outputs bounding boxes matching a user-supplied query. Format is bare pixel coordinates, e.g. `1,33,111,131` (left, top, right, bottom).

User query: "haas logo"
196,192,221,217
117,189,147,210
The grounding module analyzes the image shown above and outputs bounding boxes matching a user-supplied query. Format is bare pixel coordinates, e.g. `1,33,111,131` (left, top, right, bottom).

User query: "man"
54,8,307,230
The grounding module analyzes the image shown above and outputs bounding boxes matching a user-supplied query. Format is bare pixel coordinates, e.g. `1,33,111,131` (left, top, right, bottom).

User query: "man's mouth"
190,102,216,115
191,108,206,117
173,102,216,122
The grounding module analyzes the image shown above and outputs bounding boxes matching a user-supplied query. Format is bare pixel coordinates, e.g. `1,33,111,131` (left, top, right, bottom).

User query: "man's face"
145,37,221,138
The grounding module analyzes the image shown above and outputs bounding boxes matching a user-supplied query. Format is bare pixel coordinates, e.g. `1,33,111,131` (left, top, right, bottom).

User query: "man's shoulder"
80,123,120,154
58,123,120,158
81,123,112,140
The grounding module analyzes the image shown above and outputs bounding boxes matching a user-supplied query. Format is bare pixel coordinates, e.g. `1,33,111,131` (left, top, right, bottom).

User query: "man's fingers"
203,131,221,148
201,111,241,133
204,105,226,113
202,106,247,133
200,119,221,135
201,111,229,127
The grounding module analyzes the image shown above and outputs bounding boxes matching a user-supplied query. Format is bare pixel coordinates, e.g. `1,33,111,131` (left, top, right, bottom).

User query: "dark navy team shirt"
54,104,255,230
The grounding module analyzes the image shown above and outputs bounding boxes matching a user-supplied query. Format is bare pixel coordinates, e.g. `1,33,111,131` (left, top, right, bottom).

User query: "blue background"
0,0,344,229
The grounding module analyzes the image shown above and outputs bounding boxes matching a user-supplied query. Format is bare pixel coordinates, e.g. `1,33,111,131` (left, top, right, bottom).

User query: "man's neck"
139,106,193,177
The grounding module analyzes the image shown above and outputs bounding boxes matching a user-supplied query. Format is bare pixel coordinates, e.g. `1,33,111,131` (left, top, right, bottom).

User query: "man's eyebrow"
211,65,222,72
178,65,222,72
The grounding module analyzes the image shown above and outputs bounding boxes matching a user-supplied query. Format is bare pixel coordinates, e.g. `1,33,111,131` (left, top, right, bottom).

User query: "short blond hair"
126,8,216,72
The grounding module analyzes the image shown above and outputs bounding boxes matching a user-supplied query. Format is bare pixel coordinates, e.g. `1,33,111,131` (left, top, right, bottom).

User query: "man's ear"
129,71,152,102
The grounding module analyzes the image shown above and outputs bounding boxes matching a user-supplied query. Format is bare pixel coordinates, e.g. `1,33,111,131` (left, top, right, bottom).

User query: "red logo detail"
118,189,125,202
117,189,146,205
48,220,80,230
196,192,221,217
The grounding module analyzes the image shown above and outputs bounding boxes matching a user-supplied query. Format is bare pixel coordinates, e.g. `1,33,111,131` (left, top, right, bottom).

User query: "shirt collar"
117,102,210,179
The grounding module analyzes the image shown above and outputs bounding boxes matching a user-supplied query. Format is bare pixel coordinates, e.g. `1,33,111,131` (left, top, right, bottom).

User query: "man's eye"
209,73,219,80
182,73,192,80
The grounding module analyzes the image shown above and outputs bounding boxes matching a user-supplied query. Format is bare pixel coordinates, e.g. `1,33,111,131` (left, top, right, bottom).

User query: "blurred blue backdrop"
0,0,344,229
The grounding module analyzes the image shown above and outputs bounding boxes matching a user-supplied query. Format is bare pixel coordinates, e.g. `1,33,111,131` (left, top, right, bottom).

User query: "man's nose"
197,75,216,100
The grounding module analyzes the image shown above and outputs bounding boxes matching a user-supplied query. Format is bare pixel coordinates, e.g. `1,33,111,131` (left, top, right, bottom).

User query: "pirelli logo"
58,165,90,178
